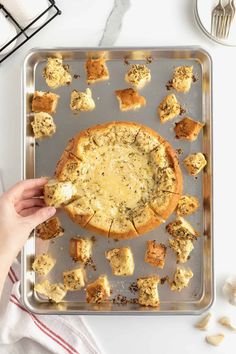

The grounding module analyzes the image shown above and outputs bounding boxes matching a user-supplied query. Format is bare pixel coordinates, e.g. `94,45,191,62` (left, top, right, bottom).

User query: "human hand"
0,178,56,261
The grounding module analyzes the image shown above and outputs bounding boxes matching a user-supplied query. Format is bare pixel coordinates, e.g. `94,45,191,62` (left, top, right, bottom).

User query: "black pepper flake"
146,56,153,64
124,56,130,65
192,74,198,83
166,80,173,90
73,74,81,79
176,148,183,155
36,141,39,146
180,106,186,115
84,257,97,271
128,282,138,294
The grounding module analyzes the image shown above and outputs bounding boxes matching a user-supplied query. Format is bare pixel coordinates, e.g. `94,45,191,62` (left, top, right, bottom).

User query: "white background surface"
1,0,236,353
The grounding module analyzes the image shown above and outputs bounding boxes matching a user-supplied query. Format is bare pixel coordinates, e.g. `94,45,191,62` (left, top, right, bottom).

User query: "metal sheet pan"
22,47,213,315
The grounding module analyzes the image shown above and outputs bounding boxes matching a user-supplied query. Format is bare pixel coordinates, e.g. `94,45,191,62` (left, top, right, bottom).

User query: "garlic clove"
222,276,236,306
205,334,225,346
218,316,236,331
195,313,211,330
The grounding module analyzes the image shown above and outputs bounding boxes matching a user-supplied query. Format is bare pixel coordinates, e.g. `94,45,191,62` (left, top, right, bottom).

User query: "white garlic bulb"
222,276,236,306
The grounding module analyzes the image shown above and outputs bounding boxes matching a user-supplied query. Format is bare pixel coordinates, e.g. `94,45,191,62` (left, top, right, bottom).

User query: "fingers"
22,186,44,200
25,206,56,228
19,206,42,217
16,198,45,213
5,178,48,203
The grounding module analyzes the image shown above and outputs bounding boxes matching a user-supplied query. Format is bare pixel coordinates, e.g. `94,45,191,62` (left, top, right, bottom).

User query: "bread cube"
32,253,56,276
32,91,59,114
43,57,72,89
171,66,193,93
125,64,151,89
137,276,160,307
145,241,167,268
170,267,193,291
169,237,194,263
31,112,56,139
70,88,95,113
44,179,77,208
158,94,181,123
69,237,93,263
176,195,199,216
115,88,146,111
174,117,204,141
105,247,135,276
86,275,111,303
166,216,199,239
85,57,109,83
36,217,64,240
63,268,85,291
184,152,207,175
34,280,67,303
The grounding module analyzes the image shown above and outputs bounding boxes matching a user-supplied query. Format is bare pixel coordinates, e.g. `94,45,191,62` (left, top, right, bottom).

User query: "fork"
221,0,235,38
211,0,225,38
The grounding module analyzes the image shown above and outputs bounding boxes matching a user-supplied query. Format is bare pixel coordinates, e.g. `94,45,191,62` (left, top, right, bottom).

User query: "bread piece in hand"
70,88,95,113
171,66,193,93
174,117,204,141
31,112,56,139
158,94,181,123
36,217,64,240
32,91,59,114
144,241,167,268
137,276,160,307
34,280,66,303
166,216,199,239
32,253,56,275
63,268,85,291
115,88,146,111
69,237,93,263
43,57,72,89
184,152,207,175
86,275,111,304
176,195,199,216
105,247,135,276
44,179,77,208
170,267,193,291
85,57,109,83
169,237,194,263
125,64,151,89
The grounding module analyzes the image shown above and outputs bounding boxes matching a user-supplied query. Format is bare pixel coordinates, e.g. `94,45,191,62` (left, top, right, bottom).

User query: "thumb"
26,206,56,229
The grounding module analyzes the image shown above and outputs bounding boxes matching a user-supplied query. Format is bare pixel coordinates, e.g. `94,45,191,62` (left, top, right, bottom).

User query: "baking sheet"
22,47,213,314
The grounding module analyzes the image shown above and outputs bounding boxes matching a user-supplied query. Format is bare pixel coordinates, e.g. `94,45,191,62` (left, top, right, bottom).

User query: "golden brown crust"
174,117,204,141
54,121,182,239
32,91,59,114
115,88,146,111
85,57,109,83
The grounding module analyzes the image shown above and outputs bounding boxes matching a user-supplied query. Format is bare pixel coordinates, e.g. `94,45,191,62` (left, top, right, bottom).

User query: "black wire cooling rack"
0,0,61,64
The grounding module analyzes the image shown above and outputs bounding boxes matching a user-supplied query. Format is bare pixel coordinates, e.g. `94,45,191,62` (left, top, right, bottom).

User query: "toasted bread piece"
31,112,56,139
32,253,56,276
43,57,72,89
86,275,111,303
184,152,207,175
34,280,66,303
32,91,59,114
70,88,95,113
106,247,135,276
137,276,160,307
169,237,194,263
170,267,193,291
166,216,199,239
115,88,146,111
63,268,85,291
176,195,199,216
145,241,167,268
125,64,151,89
85,57,109,83
171,66,193,93
44,179,77,208
36,217,64,240
158,94,181,123
174,117,204,141
69,237,93,263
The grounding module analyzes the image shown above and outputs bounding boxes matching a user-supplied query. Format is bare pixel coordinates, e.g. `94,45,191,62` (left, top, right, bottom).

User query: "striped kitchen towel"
0,259,102,354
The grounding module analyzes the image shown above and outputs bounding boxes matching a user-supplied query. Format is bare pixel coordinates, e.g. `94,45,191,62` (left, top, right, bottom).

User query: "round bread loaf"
55,121,182,239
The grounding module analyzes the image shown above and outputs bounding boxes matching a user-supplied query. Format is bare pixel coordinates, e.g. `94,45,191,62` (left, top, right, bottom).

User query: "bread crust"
55,121,182,239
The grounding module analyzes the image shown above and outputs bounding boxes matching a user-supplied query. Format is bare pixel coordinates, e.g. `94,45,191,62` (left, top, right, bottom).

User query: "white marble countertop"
1,0,236,353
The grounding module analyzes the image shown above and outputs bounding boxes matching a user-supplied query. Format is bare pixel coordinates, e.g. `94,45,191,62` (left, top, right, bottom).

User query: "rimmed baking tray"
21,47,214,315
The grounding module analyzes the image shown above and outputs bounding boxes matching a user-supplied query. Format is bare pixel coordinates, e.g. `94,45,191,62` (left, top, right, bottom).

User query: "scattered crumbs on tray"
146,56,153,64
50,240,55,244
36,141,39,147
180,106,187,115
60,246,64,251
111,294,138,305
114,239,119,242
176,148,183,155
128,282,138,294
73,74,80,79
192,74,198,83
160,276,169,285
166,81,173,91
123,56,130,65
195,176,198,180
97,97,100,100
84,256,97,271
91,236,96,243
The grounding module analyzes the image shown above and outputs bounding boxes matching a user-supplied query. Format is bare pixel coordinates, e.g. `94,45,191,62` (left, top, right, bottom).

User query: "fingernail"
47,207,56,216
